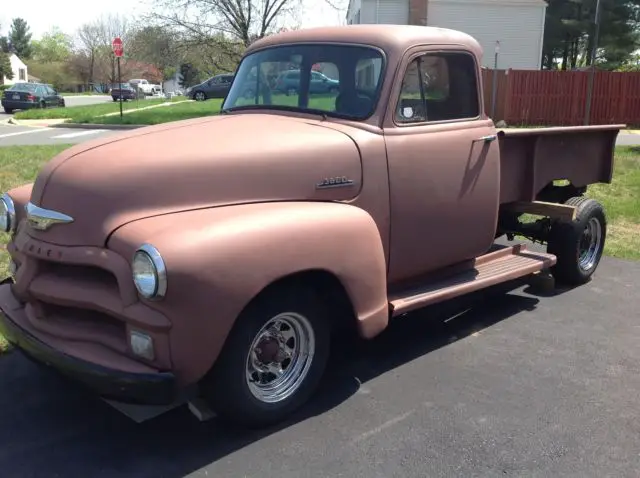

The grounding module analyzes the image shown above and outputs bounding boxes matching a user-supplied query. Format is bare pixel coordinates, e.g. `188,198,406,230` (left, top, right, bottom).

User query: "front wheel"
547,196,607,286
200,285,331,428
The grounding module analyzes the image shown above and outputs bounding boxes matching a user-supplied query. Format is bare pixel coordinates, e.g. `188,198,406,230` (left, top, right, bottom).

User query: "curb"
48,123,146,130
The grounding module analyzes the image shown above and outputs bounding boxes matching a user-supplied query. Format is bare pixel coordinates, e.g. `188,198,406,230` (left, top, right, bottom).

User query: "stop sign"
112,37,123,57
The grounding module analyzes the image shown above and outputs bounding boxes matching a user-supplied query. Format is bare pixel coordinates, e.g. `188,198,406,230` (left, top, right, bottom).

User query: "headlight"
0,193,16,233
132,244,167,300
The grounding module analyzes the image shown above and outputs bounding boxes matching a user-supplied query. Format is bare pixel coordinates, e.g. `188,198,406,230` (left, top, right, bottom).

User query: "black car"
110,83,139,101
186,73,235,101
1,82,65,113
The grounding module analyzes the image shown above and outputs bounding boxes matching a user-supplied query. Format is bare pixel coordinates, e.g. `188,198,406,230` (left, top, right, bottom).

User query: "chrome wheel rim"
245,312,315,404
578,217,602,271
195,92,204,101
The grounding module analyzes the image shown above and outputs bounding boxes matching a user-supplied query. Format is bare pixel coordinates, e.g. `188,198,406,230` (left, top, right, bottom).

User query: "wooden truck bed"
497,124,624,205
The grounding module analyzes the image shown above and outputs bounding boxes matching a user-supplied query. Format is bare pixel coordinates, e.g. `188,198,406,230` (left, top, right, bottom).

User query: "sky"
0,0,349,40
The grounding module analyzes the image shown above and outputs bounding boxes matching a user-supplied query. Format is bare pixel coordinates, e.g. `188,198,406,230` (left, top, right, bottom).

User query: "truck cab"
0,25,621,429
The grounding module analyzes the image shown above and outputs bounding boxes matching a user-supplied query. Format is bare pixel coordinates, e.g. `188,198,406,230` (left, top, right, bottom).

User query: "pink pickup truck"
0,25,621,428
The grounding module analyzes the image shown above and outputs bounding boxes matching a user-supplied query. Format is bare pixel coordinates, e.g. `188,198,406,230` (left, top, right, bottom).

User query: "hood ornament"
25,202,74,231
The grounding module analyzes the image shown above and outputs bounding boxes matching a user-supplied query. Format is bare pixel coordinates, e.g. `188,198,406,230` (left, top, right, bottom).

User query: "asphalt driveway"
0,254,638,477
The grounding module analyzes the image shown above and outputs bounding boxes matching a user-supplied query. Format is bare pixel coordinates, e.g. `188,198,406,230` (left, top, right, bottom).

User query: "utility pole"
584,0,602,125
491,41,500,119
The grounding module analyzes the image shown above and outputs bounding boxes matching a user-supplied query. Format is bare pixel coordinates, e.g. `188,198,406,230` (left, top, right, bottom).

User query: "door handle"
477,134,497,142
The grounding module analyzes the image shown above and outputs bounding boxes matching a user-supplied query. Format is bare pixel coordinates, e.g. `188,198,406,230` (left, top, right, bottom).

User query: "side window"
395,52,479,124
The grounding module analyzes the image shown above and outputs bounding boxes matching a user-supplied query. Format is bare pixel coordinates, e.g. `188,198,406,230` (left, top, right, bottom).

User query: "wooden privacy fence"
481,69,640,126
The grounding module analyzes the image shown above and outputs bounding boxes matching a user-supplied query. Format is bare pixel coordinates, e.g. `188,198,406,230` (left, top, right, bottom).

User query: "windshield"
222,44,385,120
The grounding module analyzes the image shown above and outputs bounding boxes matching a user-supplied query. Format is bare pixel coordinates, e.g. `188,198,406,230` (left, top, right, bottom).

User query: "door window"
395,51,480,124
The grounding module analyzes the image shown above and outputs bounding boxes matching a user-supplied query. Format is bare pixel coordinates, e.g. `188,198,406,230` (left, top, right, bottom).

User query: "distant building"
2,53,28,85
346,0,548,70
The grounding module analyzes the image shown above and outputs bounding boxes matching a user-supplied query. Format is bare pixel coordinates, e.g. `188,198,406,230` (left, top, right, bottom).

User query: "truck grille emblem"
25,202,74,231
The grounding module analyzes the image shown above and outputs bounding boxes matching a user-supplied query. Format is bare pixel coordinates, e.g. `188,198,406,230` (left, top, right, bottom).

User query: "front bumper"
0,282,177,405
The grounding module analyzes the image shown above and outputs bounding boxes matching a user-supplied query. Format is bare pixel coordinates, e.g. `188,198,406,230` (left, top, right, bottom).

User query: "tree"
151,0,300,49
74,14,134,86
9,18,33,59
0,22,13,81
75,22,102,86
31,27,73,63
179,63,200,87
0,52,12,81
128,26,179,79
541,0,640,70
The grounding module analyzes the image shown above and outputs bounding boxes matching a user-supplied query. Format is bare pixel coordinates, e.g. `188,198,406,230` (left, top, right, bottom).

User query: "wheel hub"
245,312,316,404
255,336,283,364
578,216,603,271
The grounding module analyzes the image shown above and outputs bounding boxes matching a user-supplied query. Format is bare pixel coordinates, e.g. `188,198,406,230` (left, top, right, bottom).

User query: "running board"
389,243,556,317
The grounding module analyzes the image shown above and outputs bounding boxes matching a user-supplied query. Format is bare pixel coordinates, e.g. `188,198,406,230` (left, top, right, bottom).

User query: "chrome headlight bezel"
0,193,16,234
132,243,167,300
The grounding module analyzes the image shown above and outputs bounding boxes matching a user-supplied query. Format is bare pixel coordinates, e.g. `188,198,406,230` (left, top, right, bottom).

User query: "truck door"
383,47,501,284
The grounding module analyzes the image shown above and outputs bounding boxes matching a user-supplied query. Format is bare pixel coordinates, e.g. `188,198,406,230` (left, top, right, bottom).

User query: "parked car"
0,25,623,430
1,82,65,113
109,83,139,101
273,69,340,96
186,73,235,101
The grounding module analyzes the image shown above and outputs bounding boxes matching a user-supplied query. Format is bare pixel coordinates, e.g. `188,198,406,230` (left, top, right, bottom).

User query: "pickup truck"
128,78,162,96
0,25,622,429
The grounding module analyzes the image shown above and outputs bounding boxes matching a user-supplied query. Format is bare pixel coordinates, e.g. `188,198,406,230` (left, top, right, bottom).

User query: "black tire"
3,108,13,114
201,285,332,428
112,97,118,102
547,196,607,286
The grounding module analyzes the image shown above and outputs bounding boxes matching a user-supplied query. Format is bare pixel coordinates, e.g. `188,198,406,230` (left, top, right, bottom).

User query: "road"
0,255,639,477
0,124,122,145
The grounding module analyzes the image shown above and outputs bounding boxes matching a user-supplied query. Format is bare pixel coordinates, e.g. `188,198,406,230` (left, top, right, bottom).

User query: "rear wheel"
200,285,331,428
3,108,12,114
547,196,607,286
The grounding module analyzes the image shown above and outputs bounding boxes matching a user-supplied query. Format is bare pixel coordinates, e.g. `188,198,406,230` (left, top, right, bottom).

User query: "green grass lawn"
0,143,638,353
79,94,339,125
13,97,181,122
586,146,640,260
79,98,224,125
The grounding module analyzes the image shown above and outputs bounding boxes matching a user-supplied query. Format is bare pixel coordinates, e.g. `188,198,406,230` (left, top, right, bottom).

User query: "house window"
395,52,479,124
18,68,26,81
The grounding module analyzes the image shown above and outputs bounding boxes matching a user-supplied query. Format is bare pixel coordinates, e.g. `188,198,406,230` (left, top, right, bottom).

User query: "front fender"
108,201,389,385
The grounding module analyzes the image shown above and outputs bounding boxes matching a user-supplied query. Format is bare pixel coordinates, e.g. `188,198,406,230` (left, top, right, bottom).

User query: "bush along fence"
481,69,640,127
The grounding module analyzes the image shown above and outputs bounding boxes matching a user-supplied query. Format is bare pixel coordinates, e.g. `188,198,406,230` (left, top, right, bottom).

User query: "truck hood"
27,113,363,247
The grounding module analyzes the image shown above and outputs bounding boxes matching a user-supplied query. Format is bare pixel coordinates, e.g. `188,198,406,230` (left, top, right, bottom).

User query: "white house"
346,0,547,70
2,53,28,85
